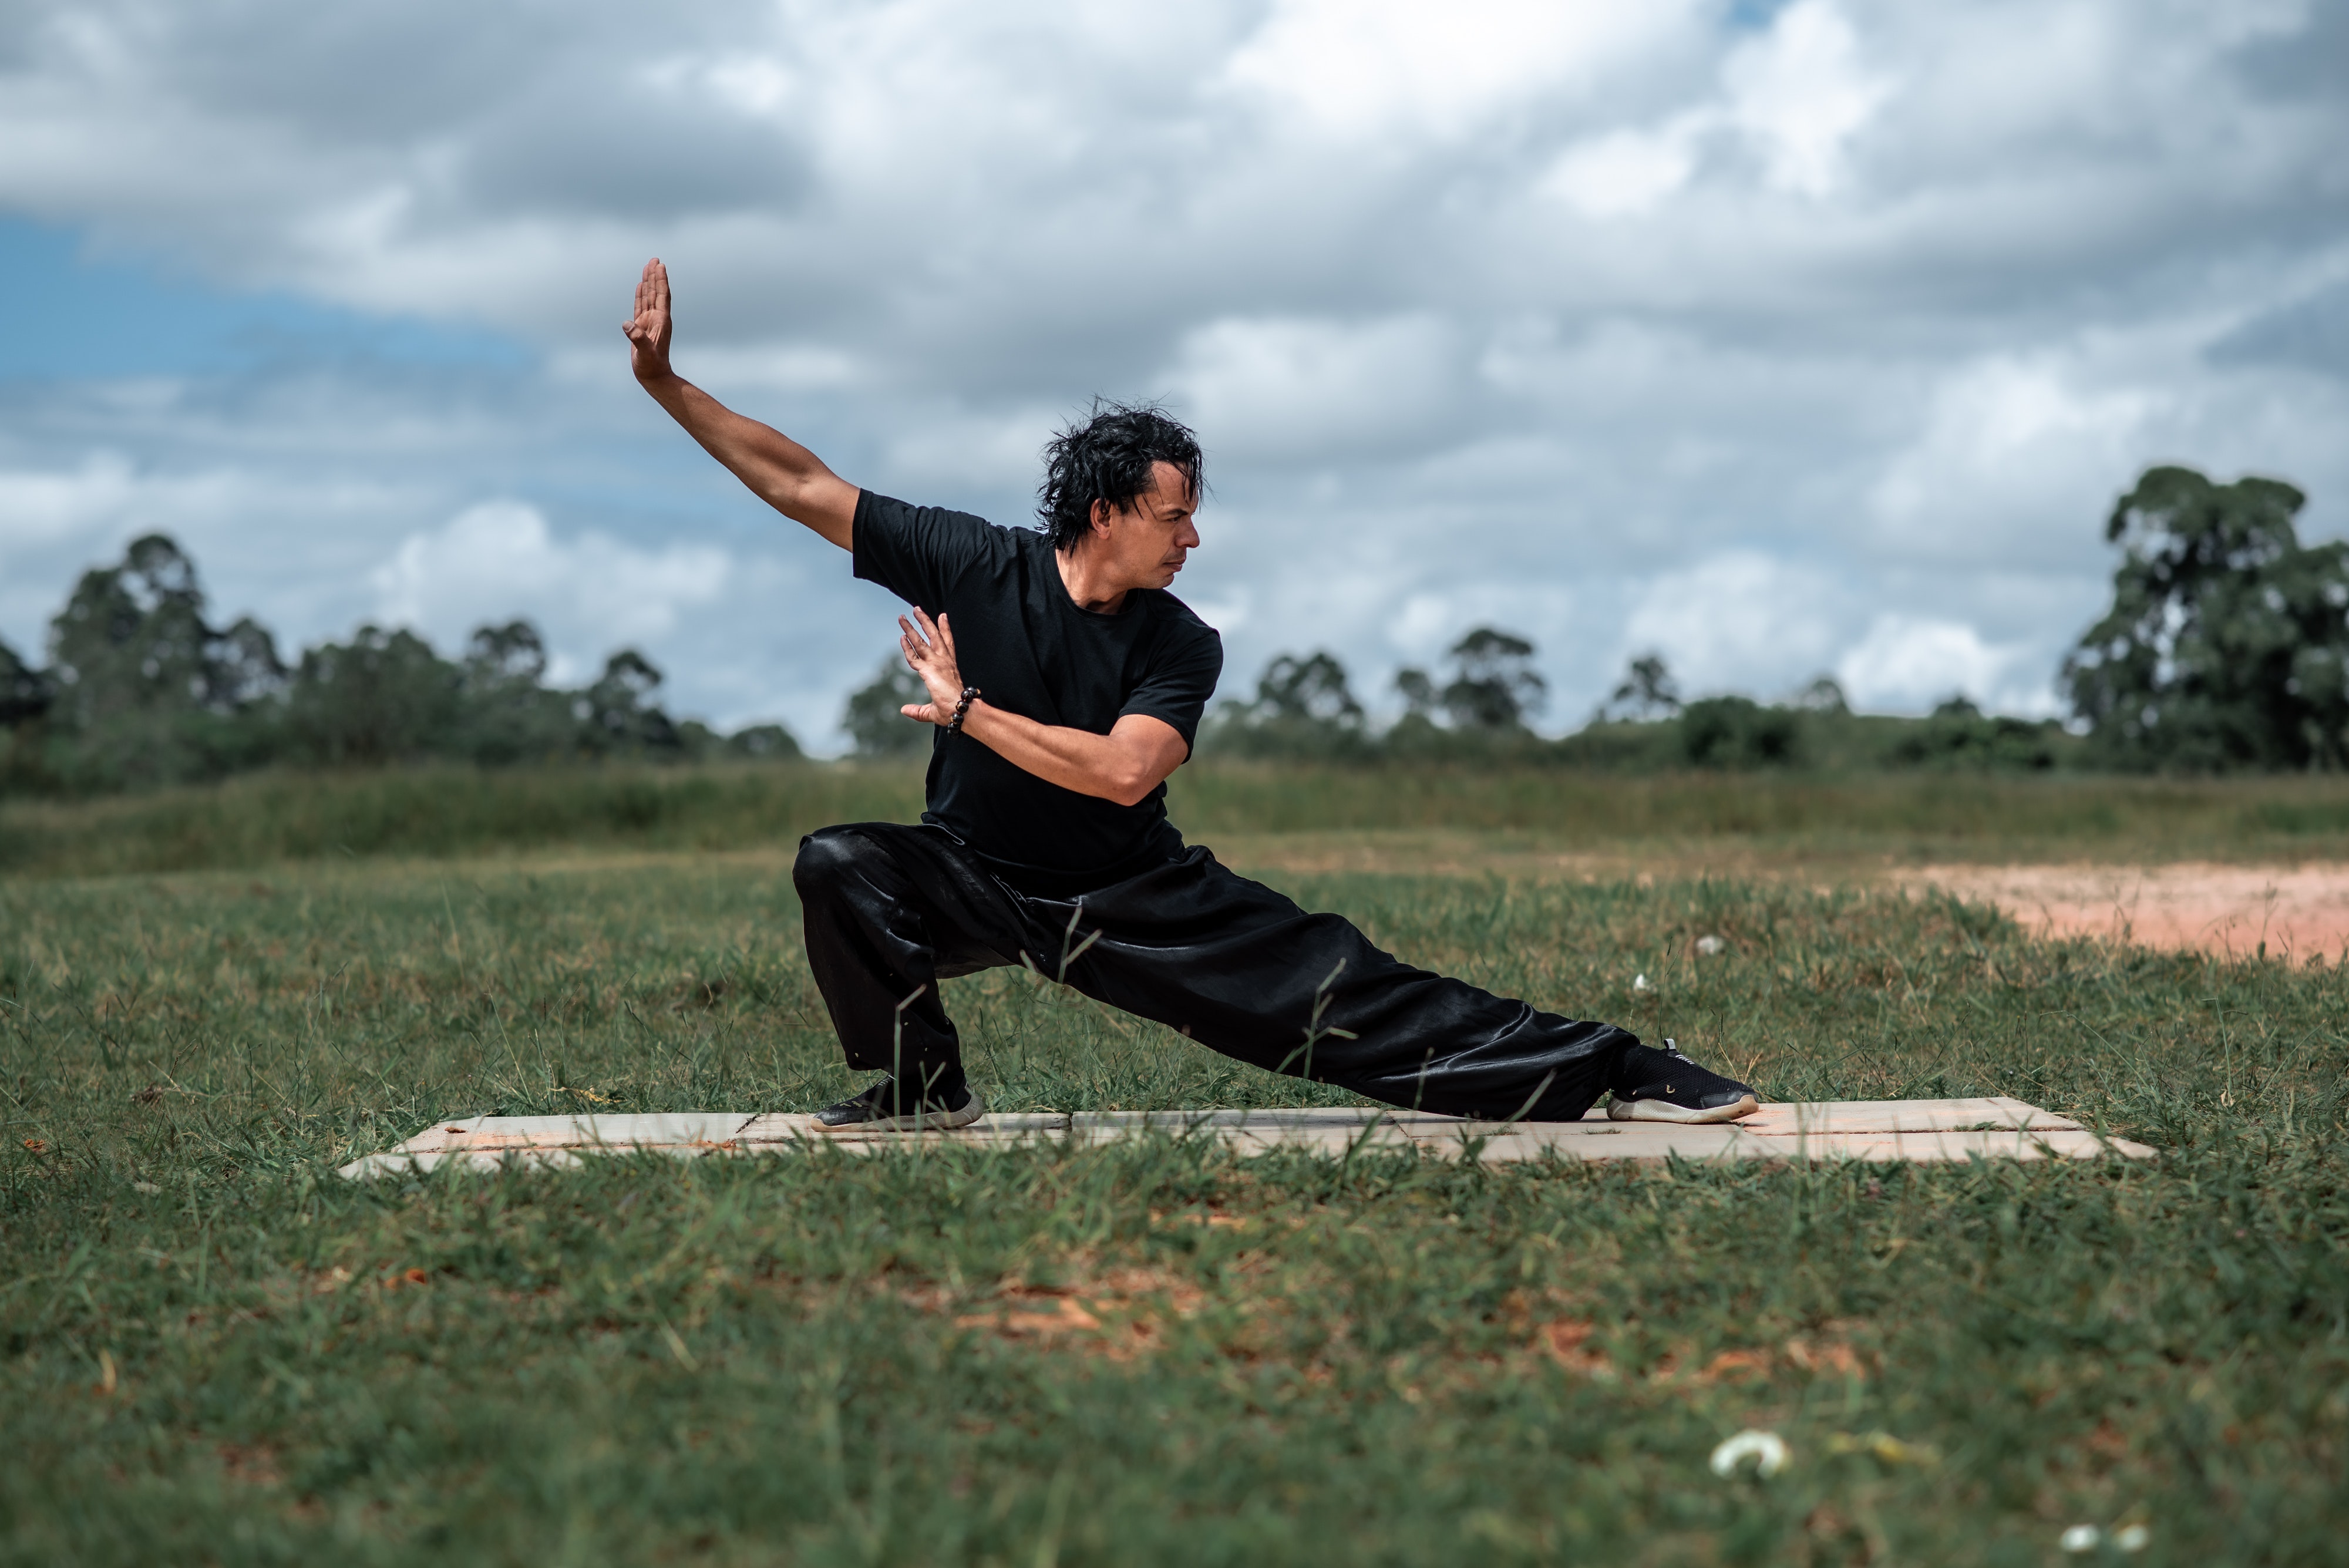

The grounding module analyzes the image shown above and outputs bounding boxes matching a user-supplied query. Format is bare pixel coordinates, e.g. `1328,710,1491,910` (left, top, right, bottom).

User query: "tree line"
6,464,2342,794
1170,465,2349,775
0,534,800,795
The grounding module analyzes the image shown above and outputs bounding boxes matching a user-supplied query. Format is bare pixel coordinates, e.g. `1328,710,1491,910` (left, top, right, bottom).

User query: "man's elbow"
1103,754,1183,807
1105,775,1155,809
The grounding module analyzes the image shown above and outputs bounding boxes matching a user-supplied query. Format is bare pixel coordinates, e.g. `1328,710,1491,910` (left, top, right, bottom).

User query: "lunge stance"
626,258,1759,1130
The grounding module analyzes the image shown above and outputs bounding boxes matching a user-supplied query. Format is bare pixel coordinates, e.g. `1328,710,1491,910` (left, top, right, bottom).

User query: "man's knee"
793,826,882,902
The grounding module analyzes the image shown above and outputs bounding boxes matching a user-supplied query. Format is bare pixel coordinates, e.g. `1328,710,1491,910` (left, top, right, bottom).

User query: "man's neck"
1055,544,1131,615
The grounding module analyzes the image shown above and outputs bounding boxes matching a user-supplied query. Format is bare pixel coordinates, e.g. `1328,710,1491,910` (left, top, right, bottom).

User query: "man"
625,258,1761,1131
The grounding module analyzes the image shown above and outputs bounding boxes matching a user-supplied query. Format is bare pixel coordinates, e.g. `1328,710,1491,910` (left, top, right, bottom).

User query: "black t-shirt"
852,490,1224,891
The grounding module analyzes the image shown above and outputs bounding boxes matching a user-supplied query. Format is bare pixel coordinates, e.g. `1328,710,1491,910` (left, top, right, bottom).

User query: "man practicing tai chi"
625,258,1761,1131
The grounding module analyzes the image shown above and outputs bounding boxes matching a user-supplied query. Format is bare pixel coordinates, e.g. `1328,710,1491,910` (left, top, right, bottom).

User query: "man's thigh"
796,822,1038,977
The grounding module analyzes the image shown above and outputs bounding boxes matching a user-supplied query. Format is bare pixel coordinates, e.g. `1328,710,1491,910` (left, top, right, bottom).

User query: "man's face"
1090,460,1200,591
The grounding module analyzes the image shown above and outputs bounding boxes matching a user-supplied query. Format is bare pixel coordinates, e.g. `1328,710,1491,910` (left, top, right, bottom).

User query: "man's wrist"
944,687,982,736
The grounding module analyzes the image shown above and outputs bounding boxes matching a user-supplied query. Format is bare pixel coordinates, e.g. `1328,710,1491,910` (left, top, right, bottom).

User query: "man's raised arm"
624,258,858,550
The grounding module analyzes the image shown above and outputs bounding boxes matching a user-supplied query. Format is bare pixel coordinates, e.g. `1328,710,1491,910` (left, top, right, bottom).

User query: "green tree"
1792,675,1848,714
284,625,462,766
842,657,930,758
579,649,684,756
455,620,578,765
1202,650,1371,760
0,634,49,727
1395,627,1546,732
1600,653,1682,722
43,534,285,789
2064,466,2349,771
1677,696,1801,769
723,723,803,761
1883,696,2065,773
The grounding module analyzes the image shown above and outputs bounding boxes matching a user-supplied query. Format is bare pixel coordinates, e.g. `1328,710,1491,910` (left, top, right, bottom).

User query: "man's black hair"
1035,400,1203,552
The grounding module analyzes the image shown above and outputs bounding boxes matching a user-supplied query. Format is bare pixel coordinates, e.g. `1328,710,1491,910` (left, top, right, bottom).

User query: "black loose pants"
792,822,1637,1123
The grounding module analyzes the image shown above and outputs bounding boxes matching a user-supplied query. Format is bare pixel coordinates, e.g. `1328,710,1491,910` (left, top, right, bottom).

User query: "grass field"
4,769,2345,1564
14,760,2349,878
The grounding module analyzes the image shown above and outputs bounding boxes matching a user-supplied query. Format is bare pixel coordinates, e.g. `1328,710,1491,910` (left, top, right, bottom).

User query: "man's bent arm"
625,258,857,549
894,560,1193,806
958,706,1190,809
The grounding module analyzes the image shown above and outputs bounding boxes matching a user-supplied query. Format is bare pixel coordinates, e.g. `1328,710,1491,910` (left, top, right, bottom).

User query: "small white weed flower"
1695,935,1726,956
2114,1525,2150,1553
2059,1525,2101,1553
1708,1429,1788,1478
1632,973,1651,992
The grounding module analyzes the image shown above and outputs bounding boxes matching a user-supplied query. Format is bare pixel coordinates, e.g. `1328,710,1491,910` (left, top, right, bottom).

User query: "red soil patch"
1909,863,2349,963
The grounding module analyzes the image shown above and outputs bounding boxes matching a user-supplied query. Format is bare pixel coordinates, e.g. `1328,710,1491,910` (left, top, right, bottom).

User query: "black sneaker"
1606,1041,1759,1125
815,1079,987,1133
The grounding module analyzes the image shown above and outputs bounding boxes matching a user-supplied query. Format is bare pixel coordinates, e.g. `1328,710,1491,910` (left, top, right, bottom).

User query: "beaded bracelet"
946,685,981,736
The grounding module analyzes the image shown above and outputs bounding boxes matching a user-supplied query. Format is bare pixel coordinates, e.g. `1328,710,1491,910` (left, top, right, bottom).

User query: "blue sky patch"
4,219,530,382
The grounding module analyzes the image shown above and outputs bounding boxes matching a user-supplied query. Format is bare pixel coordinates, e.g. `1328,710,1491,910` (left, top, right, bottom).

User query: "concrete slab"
385,1113,763,1155
337,1098,2152,1177
1734,1097,2083,1135
738,1111,1071,1146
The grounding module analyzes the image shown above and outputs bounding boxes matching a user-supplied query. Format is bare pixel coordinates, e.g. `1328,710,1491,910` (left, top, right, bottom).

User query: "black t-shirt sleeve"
851,490,994,610
1119,616,1223,749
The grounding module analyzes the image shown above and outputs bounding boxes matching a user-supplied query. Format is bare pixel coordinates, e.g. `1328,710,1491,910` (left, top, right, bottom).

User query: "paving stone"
336,1098,2153,1177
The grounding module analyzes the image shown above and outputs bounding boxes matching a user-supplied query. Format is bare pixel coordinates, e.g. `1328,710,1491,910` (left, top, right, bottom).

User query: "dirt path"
1904,862,2349,962
1217,831,2349,962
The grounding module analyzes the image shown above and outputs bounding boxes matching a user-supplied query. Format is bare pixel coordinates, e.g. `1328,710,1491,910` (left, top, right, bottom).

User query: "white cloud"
1170,315,1462,461
1721,0,1890,198
0,452,144,549
1617,551,1853,702
1544,123,1702,219
1543,0,1889,217
1222,0,1691,139
1836,613,2057,715
370,502,731,684
1870,354,2158,563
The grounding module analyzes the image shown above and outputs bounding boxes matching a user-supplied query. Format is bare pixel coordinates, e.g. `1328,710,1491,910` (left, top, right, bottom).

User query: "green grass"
4,832,2345,1564
14,760,2349,878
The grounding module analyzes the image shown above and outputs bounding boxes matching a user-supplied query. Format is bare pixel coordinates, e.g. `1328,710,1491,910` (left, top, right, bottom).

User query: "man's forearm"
958,704,1180,808
638,371,856,549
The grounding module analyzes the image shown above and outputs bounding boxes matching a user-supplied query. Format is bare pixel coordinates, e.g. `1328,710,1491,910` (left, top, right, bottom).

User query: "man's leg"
791,823,1032,1112
1039,847,1639,1122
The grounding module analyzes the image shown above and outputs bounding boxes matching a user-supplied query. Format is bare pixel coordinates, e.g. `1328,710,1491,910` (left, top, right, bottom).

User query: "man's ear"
1088,497,1117,537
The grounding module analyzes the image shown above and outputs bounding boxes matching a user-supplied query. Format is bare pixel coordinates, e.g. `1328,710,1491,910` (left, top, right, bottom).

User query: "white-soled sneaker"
1606,1041,1759,1125
815,1079,987,1133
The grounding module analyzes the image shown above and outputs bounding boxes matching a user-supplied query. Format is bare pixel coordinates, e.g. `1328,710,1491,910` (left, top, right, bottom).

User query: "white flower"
1708,1429,1789,1478
1633,973,1651,992
1695,936,1727,956
2115,1525,2150,1553
2059,1525,2101,1553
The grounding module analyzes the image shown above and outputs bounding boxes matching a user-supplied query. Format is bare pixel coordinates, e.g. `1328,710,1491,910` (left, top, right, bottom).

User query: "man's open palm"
624,258,674,381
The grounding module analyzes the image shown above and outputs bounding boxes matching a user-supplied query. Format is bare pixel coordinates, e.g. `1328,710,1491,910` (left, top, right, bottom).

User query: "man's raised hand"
897,610,966,726
624,258,675,382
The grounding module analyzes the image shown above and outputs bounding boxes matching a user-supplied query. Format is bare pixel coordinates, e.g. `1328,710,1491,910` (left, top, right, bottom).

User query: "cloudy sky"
3,0,2345,748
